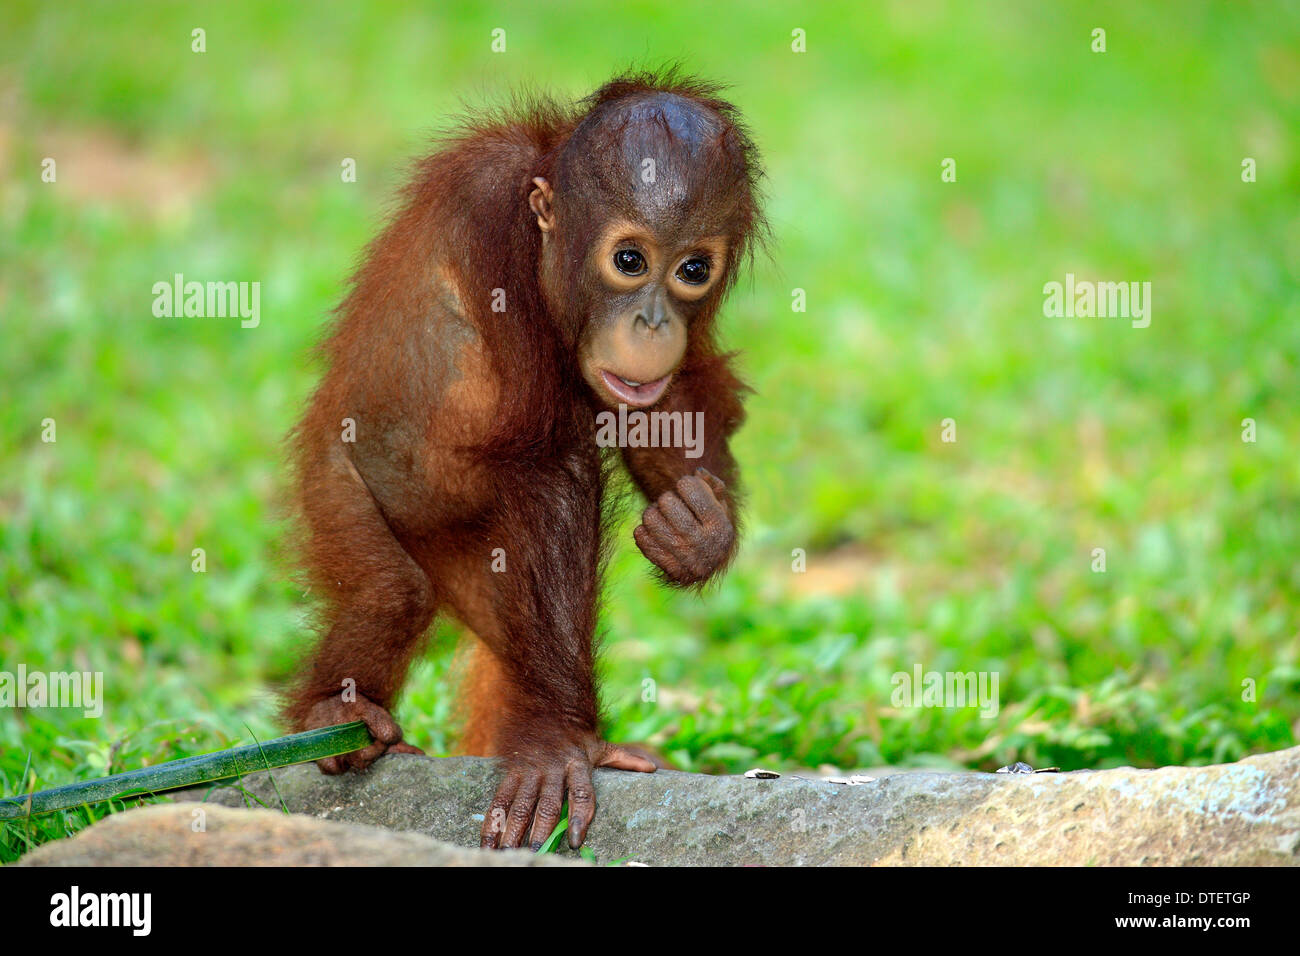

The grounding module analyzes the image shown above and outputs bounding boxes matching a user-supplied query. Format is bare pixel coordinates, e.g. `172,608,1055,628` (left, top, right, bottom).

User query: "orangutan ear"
528,177,555,233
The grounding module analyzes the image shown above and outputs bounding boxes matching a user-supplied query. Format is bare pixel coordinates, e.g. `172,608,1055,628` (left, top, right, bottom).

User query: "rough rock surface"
143,745,1300,866
19,803,580,866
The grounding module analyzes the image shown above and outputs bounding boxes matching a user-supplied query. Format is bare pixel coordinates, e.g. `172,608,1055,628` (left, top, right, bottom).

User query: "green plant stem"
0,721,372,821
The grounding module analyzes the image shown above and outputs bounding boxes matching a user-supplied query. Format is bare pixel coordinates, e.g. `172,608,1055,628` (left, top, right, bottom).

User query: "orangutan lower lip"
600,370,671,407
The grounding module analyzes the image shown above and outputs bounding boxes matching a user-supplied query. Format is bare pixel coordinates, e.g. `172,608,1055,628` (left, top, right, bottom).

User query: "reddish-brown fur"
282,68,764,849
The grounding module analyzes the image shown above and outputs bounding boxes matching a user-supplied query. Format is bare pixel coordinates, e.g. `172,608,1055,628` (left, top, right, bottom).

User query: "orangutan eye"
676,257,710,285
613,249,647,276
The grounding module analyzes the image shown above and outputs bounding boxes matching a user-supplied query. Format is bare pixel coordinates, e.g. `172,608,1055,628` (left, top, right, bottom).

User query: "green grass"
2,1,1298,861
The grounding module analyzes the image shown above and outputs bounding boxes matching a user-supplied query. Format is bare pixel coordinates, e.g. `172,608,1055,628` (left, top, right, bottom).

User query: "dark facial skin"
531,92,751,410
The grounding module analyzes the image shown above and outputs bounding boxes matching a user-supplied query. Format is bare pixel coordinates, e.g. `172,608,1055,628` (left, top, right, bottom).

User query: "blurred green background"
2,1,1298,859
